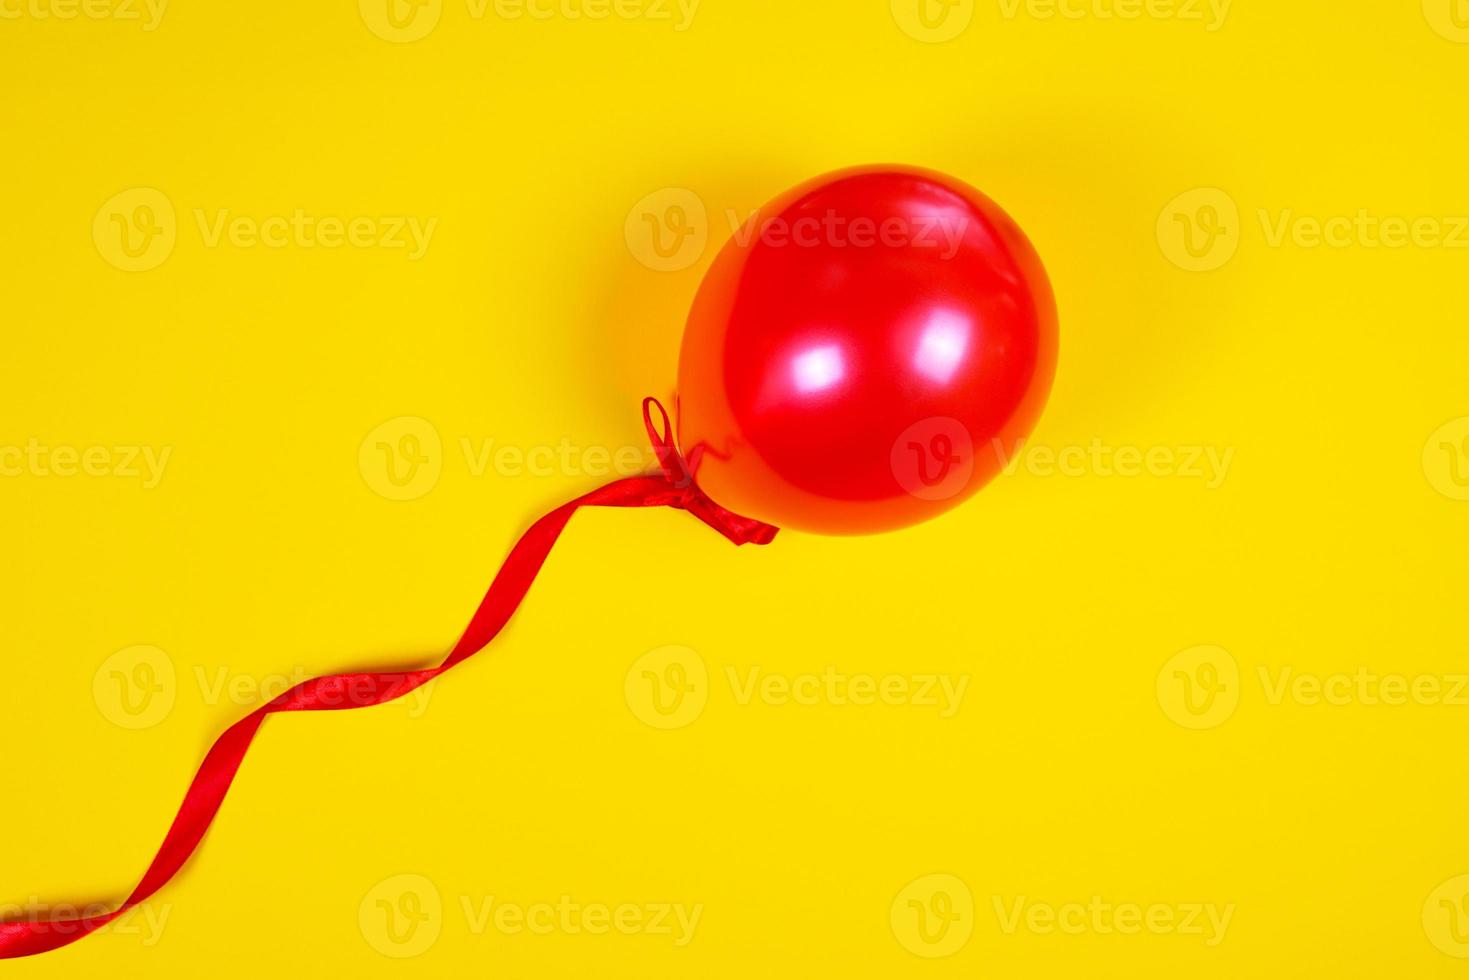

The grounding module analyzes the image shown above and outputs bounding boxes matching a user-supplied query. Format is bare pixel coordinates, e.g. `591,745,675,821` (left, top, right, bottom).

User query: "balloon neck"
641,396,779,546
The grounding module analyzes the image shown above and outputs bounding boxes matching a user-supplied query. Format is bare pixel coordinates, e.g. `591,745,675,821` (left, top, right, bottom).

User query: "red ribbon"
0,399,777,959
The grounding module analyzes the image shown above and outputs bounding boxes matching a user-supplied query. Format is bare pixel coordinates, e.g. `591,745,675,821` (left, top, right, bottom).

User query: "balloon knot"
641,397,779,546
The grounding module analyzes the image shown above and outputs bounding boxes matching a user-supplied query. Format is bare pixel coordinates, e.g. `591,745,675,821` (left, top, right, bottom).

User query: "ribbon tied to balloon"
1,165,1056,957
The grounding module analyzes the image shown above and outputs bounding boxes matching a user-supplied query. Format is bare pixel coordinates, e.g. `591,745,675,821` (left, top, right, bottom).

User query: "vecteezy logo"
359,0,442,42
359,417,443,501
1424,875,1469,957
359,874,442,957
624,645,709,730
1157,188,1240,272
1157,645,1239,730
1423,417,1469,501
1424,0,1469,41
891,417,975,501
93,188,177,272
890,0,975,42
890,873,974,958
93,645,177,729
624,188,708,272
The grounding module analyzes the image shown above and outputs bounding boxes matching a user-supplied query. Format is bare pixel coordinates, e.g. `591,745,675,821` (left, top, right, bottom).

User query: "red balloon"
676,165,1058,535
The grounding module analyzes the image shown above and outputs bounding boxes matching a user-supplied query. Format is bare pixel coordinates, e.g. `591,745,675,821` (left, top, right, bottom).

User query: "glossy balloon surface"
676,165,1058,535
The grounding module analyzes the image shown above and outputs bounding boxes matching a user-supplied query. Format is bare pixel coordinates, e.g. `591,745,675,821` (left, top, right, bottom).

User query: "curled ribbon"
0,399,777,959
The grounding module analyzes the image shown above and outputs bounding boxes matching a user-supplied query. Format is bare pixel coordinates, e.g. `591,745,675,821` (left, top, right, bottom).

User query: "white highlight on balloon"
791,344,847,394
913,310,971,384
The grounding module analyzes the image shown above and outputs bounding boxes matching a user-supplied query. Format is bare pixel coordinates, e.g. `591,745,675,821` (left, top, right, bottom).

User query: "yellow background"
3,0,1468,976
